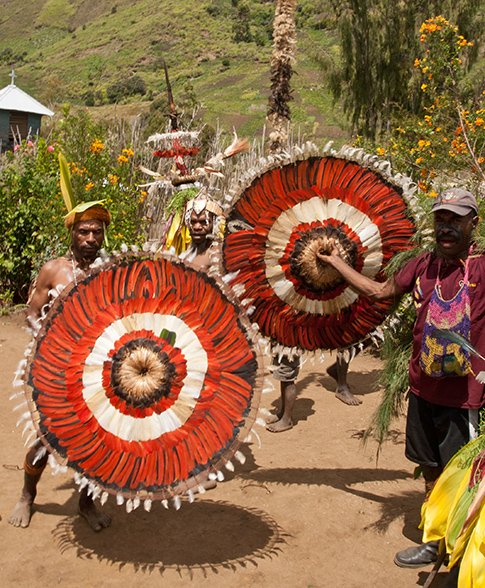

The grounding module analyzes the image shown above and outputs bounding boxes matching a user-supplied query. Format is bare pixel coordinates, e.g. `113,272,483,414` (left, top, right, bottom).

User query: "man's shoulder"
36,256,70,282
394,250,433,290
401,250,433,272
469,252,485,282
40,256,69,272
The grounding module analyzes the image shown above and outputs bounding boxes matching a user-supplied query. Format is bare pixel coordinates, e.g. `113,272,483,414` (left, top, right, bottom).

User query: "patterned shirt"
394,251,485,409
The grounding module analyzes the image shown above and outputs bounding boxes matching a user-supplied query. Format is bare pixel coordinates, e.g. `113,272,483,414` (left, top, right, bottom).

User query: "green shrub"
0,139,65,304
0,109,148,306
106,75,147,103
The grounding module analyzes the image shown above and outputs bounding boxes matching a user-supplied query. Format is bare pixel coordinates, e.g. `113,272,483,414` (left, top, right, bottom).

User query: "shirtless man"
9,203,112,531
181,194,358,433
179,193,223,271
177,192,225,492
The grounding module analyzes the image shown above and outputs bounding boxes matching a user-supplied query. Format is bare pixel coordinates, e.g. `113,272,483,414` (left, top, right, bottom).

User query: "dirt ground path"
0,312,454,587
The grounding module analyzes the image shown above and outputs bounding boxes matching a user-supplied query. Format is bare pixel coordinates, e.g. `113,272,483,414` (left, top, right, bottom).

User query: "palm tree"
266,0,297,154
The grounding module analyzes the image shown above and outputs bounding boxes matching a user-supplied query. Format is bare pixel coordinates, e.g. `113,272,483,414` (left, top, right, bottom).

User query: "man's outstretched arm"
317,248,402,301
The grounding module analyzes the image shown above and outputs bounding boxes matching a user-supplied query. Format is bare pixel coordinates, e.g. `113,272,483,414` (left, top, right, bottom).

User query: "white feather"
33,446,47,465
100,492,109,506
23,430,36,447
235,450,246,465
221,270,240,284
10,390,24,399
116,493,125,506
250,428,262,448
21,420,34,437
79,476,89,489
173,495,181,510
143,498,152,512
232,284,246,298
13,400,28,413
16,411,31,427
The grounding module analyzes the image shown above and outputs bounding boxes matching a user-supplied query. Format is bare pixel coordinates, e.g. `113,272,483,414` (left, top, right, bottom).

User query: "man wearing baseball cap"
317,186,484,570
431,187,479,215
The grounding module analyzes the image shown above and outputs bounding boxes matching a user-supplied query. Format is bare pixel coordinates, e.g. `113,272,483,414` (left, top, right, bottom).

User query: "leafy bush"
372,17,484,196
106,75,147,103
0,109,149,306
232,2,252,43
0,139,65,305
0,47,26,66
83,90,95,106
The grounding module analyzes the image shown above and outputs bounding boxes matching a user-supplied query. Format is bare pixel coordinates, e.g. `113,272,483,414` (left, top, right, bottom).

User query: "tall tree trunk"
266,0,297,154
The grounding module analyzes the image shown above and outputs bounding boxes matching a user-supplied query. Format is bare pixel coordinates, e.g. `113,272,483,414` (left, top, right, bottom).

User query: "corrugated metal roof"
0,83,54,116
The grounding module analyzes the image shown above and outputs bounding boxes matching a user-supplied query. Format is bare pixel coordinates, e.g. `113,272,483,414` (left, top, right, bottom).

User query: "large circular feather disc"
223,155,416,351
24,254,264,500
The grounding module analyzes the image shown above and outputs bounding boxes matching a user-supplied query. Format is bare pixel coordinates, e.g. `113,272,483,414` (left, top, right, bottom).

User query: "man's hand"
316,240,399,302
316,246,341,267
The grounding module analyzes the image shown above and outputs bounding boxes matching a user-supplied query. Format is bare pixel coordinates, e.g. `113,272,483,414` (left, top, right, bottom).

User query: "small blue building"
0,71,54,151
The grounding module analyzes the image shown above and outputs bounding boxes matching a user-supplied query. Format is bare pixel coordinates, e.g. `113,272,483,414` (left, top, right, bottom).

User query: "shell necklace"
68,251,85,286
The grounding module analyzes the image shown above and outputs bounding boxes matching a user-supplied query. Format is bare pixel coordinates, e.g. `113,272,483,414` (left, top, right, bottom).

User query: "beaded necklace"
420,255,472,378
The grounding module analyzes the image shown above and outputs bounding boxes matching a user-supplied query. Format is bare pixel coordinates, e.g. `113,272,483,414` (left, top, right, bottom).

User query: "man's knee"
24,445,48,474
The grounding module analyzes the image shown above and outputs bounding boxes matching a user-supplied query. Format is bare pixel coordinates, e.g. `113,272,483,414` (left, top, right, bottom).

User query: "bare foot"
266,417,293,433
79,500,111,532
174,476,217,495
335,385,362,406
8,496,33,528
193,479,217,493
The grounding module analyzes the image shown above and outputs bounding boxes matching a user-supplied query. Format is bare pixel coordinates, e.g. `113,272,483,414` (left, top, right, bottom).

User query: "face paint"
188,210,214,244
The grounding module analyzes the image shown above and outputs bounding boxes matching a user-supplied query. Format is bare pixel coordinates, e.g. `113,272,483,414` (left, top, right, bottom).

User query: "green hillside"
0,0,346,142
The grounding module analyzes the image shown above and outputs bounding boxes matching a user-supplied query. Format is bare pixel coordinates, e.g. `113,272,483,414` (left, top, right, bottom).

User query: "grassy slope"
0,0,347,143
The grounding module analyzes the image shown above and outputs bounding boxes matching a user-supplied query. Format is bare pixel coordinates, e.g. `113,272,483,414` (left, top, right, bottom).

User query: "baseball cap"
431,187,478,216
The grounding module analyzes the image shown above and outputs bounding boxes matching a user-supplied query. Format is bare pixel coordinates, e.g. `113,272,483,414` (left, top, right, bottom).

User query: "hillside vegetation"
0,0,345,142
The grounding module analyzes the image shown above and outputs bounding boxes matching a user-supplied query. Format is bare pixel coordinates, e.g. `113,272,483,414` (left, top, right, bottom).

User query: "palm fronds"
363,297,415,450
